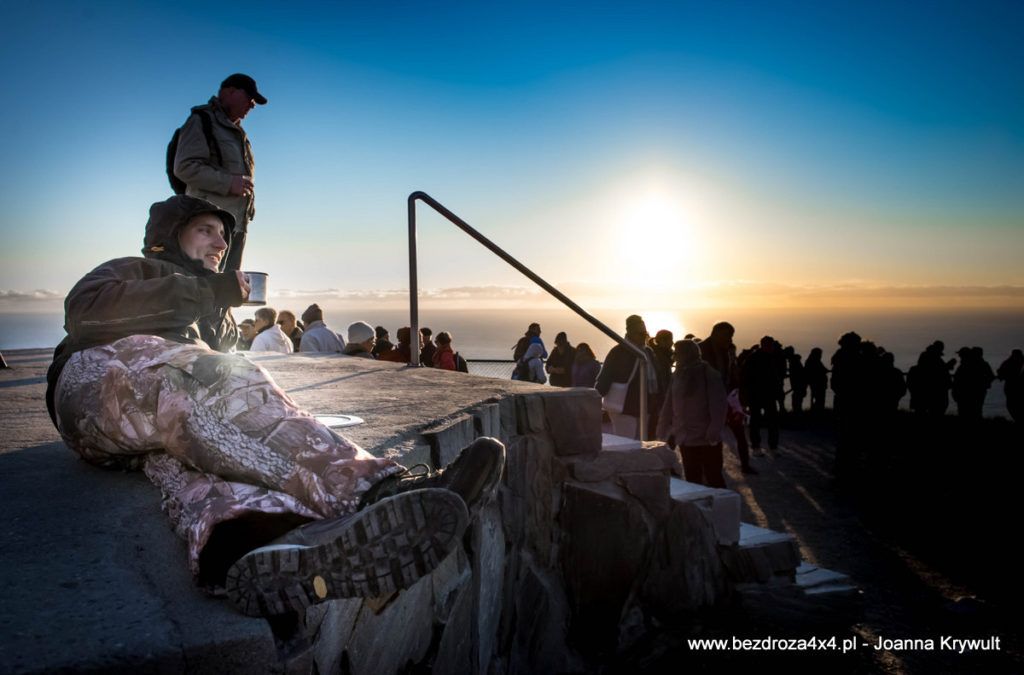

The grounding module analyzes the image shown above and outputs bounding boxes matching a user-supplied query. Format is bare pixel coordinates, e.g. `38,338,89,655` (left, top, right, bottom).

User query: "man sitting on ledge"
45,195,503,618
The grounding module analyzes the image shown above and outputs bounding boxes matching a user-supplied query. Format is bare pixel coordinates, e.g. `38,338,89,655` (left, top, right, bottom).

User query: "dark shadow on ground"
617,411,1023,674
0,376,47,389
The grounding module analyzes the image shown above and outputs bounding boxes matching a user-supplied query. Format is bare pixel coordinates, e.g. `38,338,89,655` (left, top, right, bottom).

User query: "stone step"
795,561,858,597
720,522,801,584
598,436,856,601
600,432,644,452
563,433,680,483
668,477,741,546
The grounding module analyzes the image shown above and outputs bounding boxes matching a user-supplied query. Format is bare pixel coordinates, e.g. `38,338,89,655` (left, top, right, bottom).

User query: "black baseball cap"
221,73,267,105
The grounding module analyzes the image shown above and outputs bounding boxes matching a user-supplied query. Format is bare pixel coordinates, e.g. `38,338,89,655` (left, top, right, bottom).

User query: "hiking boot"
225,488,468,617
358,437,505,514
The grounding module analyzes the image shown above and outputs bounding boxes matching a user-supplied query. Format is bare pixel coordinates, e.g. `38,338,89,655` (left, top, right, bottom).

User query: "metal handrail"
407,191,650,440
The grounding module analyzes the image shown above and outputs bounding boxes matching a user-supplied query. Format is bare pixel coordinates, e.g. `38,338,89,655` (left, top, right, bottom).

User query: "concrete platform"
0,442,278,674
0,348,856,672
0,349,58,454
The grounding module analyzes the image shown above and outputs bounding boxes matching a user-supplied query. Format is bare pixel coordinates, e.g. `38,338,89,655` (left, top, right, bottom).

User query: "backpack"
513,358,536,383
166,110,220,194
453,352,469,373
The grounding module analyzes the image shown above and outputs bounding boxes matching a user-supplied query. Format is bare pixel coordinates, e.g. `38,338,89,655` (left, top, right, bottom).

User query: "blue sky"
1,0,1022,312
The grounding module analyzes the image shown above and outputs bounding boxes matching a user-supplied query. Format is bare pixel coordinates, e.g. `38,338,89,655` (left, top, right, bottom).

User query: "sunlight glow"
636,309,689,341
615,186,699,291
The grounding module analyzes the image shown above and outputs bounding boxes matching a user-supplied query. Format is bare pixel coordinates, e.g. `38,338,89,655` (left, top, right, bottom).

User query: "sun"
615,188,698,290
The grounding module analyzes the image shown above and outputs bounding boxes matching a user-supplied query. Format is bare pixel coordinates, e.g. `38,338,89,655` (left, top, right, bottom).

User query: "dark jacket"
742,349,781,404
650,343,673,394
512,334,547,362
700,335,739,390
46,196,243,426
545,344,576,387
595,342,654,416
286,327,304,352
572,358,601,388
420,341,437,367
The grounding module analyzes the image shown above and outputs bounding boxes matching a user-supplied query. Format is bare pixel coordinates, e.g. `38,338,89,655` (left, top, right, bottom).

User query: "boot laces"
395,463,437,484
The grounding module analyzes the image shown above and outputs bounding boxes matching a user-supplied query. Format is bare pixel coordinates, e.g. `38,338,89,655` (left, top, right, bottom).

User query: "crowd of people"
251,310,1024,437
493,316,1024,489
235,306,477,371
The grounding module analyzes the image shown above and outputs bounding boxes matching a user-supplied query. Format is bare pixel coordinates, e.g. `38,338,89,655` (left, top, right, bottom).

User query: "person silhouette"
908,341,953,417
805,347,829,413
743,336,781,456
952,346,995,420
700,322,757,474
997,349,1024,423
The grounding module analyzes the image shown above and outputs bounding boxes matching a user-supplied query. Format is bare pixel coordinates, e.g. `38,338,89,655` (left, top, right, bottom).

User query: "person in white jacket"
250,307,293,353
518,342,547,384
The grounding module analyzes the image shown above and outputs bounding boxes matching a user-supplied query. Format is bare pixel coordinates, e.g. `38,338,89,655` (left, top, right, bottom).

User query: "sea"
4,306,1022,418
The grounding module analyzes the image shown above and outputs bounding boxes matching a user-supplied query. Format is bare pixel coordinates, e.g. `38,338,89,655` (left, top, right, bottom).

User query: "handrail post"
639,362,647,441
407,194,419,367
407,191,650,440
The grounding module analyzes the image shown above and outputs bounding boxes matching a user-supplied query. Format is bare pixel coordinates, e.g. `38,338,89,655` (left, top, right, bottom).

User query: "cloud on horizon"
271,285,544,301
0,290,65,301
697,280,1024,299
261,281,1024,310
0,289,66,311
4,282,1023,312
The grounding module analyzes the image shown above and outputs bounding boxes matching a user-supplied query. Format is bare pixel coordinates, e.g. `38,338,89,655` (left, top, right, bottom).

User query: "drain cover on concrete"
314,414,365,428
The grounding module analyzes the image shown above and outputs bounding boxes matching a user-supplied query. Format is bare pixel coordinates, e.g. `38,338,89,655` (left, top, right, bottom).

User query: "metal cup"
242,271,267,306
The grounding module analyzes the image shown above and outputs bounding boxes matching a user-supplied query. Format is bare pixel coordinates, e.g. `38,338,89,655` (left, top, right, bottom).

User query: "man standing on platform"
596,315,655,440
172,74,266,271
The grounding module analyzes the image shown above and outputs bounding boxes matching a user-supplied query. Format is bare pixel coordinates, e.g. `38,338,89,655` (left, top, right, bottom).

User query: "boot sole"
225,489,468,617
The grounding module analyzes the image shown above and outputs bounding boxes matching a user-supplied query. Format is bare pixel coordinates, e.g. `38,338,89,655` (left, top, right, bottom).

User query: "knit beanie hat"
302,303,323,324
347,321,374,344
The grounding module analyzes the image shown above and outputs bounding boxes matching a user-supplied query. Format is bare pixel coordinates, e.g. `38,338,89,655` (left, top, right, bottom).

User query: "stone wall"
280,386,733,673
